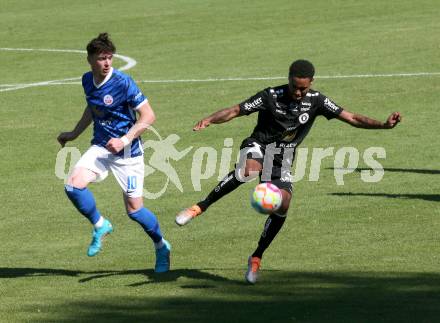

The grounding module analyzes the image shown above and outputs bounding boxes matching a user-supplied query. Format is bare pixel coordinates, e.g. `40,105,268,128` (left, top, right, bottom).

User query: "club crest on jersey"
103,94,113,106
299,113,309,124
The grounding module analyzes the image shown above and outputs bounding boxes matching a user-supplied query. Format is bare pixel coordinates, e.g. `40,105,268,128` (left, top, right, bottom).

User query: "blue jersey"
82,68,147,157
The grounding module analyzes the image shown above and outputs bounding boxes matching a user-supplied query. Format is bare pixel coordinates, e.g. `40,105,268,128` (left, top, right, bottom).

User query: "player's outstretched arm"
337,110,402,129
193,105,241,131
57,106,93,147
106,101,155,154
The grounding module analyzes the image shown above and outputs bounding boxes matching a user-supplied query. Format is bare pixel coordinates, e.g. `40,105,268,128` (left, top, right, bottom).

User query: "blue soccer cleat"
154,239,171,273
87,219,113,257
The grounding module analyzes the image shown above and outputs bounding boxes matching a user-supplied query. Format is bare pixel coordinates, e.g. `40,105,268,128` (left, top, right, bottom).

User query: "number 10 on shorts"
127,176,137,190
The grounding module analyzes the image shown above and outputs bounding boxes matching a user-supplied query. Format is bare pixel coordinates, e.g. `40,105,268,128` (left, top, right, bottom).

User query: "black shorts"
238,137,293,194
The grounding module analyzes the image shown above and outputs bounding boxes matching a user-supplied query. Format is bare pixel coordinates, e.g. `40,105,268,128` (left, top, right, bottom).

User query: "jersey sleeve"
238,89,269,116
126,76,148,110
317,93,343,120
81,73,93,107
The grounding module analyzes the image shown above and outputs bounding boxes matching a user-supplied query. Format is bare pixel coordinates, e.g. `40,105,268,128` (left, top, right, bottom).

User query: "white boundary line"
0,48,136,92
4,71,439,89
1,48,440,92
137,72,440,83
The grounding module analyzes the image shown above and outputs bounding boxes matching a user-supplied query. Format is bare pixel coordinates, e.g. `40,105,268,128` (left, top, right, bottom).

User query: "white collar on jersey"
93,67,114,89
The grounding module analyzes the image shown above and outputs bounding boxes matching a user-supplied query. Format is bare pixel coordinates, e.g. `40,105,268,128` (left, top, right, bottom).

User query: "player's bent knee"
124,196,143,214
235,166,261,182
67,176,87,189
67,167,97,189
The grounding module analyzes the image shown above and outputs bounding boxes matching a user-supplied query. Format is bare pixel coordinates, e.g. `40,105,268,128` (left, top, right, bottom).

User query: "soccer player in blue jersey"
57,33,171,272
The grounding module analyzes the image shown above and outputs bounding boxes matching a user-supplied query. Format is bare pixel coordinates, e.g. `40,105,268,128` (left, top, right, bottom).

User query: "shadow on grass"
78,268,235,286
0,267,82,278
21,270,440,323
0,267,234,286
328,167,440,175
330,192,440,202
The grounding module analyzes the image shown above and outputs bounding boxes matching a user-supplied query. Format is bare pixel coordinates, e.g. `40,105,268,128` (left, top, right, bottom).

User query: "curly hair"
289,59,315,79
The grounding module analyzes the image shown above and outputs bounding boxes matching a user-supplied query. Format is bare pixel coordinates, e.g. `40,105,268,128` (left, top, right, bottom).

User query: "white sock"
154,238,165,249
94,216,105,229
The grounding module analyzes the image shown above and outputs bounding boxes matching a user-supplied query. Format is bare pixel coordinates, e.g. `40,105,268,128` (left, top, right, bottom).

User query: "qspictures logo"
55,126,387,199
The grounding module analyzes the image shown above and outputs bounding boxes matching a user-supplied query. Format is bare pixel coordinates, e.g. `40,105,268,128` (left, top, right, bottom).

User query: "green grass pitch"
1,0,439,322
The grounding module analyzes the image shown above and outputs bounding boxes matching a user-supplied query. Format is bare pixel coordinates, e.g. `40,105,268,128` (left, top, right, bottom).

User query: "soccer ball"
250,183,282,214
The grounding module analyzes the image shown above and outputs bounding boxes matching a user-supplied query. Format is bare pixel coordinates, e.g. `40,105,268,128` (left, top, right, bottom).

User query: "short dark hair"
86,33,116,56
289,59,315,79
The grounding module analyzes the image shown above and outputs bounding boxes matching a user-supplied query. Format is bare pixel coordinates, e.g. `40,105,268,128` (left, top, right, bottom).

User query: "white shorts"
74,145,144,198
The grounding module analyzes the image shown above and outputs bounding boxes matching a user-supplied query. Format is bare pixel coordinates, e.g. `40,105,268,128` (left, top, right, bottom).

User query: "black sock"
252,213,286,259
197,171,244,211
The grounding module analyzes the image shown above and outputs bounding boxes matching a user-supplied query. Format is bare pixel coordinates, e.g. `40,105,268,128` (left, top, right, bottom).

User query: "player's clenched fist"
384,112,402,128
105,137,125,154
57,132,76,147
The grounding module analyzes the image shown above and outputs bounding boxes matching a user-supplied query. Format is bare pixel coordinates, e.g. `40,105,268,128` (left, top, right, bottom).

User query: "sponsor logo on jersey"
306,92,319,97
299,113,309,124
244,97,263,110
103,94,113,106
99,120,112,126
300,102,312,112
324,98,339,112
134,92,143,100
279,142,296,148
